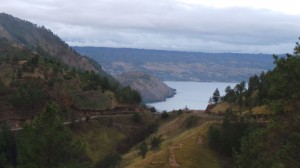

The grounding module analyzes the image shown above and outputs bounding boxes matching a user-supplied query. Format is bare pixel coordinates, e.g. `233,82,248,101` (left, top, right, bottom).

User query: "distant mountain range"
74,47,274,82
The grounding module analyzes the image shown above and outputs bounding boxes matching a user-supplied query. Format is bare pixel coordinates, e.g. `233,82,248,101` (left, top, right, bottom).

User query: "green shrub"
139,142,148,159
186,115,198,128
132,112,142,123
95,153,121,168
151,135,163,150
161,111,169,120
9,80,46,110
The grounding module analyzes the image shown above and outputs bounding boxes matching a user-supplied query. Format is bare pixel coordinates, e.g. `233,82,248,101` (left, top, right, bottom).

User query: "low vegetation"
121,112,221,168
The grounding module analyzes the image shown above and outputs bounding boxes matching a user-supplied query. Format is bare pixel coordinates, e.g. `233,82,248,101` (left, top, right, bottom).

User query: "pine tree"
212,88,220,104
18,102,91,168
139,142,148,159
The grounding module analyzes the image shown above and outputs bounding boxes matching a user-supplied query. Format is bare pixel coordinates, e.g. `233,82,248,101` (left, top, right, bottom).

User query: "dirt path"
168,143,182,167
197,135,203,145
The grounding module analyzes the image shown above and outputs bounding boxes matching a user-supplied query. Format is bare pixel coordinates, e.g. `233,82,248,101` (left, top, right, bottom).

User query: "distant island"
74,46,274,82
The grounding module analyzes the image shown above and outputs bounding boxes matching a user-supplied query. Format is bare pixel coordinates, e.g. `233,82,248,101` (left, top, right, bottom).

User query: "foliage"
212,88,220,104
116,86,141,104
95,153,121,168
17,102,91,168
177,109,183,116
22,55,40,72
138,142,148,159
161,111,170,120
222,85,237,103
0,78,5,94
9,80,46,110
145,123,159,134
210,40,300,167
207,110,251,156
150,106,156,113
186,115,198,128
150,135,163,150
234,118,300,168
0,124,18,168
132,112,142,123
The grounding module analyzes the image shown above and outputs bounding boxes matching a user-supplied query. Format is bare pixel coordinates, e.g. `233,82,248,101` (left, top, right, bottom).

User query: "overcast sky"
1,0,300,54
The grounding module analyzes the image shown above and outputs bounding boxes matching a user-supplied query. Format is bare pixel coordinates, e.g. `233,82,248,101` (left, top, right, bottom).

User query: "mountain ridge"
0,13,101,73
74,46,274,82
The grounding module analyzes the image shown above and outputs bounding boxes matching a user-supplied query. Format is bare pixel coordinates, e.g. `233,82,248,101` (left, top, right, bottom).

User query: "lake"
147,81,237,112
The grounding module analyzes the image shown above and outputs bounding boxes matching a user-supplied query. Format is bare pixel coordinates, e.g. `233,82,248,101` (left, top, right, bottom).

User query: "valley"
0,10,299,168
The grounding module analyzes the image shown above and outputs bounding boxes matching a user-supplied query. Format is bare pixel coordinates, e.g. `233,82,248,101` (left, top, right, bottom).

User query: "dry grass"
251,105,271,115
72,118,126,164
121,114,221,168
210,102,240,114
0,63,13,86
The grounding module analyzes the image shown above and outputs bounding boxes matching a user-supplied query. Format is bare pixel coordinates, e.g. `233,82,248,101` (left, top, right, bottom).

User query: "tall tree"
0,124,18,168
18,102,91,168
212,88,220,104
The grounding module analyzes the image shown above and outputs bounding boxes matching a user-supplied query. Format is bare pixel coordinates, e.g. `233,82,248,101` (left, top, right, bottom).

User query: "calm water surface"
147,81,237,111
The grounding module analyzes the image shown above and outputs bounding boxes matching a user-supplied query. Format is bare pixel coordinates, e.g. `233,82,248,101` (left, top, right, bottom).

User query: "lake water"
147,81,237,112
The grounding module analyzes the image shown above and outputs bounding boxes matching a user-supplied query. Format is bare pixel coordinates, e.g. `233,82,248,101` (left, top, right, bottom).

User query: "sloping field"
122,114,221,168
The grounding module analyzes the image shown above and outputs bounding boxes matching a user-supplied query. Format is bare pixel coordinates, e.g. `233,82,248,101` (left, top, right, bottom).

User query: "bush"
186,115,198,128
150,106,156,112
116,86,141,104
177,109,183,116
0,78,5,94
146,123,158,134
9,80,46,110
139,142,148,159
132,112,142,123
161,111,169,120
208,125,220,149
151,135,163,150
95,153,121,168
207,122,249,156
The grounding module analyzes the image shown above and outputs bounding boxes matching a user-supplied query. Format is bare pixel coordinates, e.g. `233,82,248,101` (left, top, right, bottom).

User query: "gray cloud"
1,0,300,53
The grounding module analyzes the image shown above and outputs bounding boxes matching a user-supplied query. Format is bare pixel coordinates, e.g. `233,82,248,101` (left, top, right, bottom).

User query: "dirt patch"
197,135,203,145
169,143,182,167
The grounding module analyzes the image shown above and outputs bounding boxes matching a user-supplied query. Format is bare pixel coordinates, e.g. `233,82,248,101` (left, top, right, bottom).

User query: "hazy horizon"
1,0,300,54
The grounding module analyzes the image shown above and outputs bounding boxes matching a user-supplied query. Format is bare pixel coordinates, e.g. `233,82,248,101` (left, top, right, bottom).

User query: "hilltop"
0,13,102,73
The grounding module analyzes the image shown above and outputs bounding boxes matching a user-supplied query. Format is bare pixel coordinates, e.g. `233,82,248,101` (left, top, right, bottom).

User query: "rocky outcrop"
116,72,176,103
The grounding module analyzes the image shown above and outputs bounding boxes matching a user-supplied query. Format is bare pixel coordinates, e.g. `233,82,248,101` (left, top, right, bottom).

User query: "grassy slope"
122,113,221,168
72,118,126,164
210,102,271,115
71,111,156,166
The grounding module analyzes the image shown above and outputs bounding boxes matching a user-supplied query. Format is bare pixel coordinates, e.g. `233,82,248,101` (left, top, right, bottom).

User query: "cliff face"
116,72,175,103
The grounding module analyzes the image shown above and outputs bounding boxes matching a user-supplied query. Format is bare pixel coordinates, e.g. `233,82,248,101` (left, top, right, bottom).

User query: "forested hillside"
0,35,142,124
0,13,101,72
206,40,300,167
0,14,148,168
